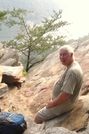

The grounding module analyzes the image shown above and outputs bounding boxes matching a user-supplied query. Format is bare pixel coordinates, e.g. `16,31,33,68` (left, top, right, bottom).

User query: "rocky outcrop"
0,46,20,66
22,94,89,134
45,94,89,133
23,118,77,134
0,83,8,98
0,45,25,97
0,65,25,97
1,65,24,83
22,40,89,133
0,41,89,133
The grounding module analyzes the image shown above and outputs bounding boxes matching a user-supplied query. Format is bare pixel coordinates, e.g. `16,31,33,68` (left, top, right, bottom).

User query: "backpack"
0,112,27,134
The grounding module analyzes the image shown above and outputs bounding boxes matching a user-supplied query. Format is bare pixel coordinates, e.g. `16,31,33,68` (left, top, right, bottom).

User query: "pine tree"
0,11,7,30
3,8,68,72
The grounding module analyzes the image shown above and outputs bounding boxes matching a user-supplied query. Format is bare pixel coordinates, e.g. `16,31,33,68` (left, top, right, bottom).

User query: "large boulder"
0,41,89,133
1,65,25,88
0,83,8,98
23,41,89,133
23,118,77,134
45,94,89,133
24,41,89,116
0,67,3,83
0,47,20,66
1,65,24,83
0,46,25,86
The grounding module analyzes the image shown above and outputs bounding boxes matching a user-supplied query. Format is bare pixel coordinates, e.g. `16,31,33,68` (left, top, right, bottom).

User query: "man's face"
59,49,73,67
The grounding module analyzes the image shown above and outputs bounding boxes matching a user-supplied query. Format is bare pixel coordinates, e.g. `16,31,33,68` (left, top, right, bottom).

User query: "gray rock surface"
0,42,89,133
1,65,24,84
23,118,77,134
0,48,19,66
42,127,77,134
0,83,8,98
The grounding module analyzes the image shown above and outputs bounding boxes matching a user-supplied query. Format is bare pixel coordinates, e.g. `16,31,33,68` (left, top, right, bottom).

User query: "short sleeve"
61,72,77,94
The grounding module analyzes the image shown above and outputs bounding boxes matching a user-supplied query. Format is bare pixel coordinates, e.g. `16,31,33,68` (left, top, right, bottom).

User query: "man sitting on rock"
34,45,83,124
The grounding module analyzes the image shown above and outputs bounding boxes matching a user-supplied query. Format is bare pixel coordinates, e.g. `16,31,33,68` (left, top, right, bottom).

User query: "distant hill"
0,0,61,42
0,0,61,23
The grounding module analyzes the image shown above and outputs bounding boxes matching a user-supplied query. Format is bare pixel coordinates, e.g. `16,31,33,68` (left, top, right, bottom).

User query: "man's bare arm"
46,91,70,108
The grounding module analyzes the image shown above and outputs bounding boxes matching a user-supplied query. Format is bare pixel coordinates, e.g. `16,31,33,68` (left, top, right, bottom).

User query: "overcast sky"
58,0,89,40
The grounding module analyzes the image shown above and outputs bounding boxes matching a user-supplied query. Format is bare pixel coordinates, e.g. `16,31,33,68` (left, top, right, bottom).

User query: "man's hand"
46,92,70,109
46,99,54,108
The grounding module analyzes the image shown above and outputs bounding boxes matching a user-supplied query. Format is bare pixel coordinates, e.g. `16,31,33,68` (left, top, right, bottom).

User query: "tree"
3,8,68,72
0,11,7,30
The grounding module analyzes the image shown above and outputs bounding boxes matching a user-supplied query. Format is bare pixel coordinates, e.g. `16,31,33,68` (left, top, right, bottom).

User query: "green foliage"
0,11,7,30
22,70,27,76
4,8,68,72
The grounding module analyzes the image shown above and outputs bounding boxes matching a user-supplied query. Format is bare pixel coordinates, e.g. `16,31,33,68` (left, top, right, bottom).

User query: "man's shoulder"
66,62,82,78
69,61,82,72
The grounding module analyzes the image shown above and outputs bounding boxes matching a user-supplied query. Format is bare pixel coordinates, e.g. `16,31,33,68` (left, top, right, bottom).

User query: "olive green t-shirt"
49,61,83,115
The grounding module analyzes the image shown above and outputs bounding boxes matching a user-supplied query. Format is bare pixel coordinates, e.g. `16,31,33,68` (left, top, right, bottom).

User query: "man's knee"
34,116,43,124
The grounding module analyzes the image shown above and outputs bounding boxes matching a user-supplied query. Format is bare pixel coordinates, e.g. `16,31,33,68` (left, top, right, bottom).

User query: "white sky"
58,0,89,40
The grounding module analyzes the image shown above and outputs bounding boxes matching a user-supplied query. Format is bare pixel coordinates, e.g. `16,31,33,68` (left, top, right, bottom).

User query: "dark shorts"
35,106,57,121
